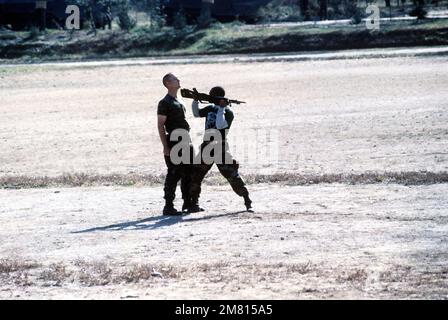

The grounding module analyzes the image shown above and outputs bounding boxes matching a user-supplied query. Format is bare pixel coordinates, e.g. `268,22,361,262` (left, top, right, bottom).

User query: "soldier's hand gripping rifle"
181,88,246,106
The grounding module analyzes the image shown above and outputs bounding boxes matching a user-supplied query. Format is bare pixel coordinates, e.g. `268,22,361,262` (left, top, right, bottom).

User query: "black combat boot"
243,195,253,212
182,198,191,213
163,202,182,216
187,197,205,213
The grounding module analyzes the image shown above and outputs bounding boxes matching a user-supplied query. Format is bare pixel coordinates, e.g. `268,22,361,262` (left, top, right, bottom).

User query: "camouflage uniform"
190,140,250,204
189,102,251,207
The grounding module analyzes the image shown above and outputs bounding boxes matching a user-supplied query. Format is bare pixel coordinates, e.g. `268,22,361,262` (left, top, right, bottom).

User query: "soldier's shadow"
71,211,247,233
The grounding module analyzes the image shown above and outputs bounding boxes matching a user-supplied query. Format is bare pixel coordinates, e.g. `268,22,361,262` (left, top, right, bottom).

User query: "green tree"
319,0,328,20
300,0,310,20
196,3,212,28
343,0,361,24
173,6,187,30
116,0,136,31
410,0,427,19
147,0,166,29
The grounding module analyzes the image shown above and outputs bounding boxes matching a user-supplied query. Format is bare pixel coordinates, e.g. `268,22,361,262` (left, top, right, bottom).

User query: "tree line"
67,0,446,32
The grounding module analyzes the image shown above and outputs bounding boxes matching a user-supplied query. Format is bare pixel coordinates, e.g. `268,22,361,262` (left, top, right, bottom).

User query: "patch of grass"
194,261,231,273
118,264,182,283
0,258,39,287
283,261,315,275
118,264,156,283
380,265,413,283
1,258,447,297
77,261,113,286
0,258,39,274
1,171,447,190
244,171,448,186
13,270,34,287
0,65,46,75
71,259,182,286
39,263,72,286
337,269,369,284
0,172,165,189
188,261,319,285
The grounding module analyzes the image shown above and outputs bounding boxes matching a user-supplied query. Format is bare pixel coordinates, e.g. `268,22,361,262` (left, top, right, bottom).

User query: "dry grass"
117,264,182,283
70,260,183,286
1,171,447,189
0,258,40,274
1,258,447,297
337,269,369,284
76,261,113,286
184,261,319,285
39,263,73,286
0,173,165,189
244,171,448,186
380,265,413,283
0,258,40,287
117,264,154,283
276,261,315,275
12,271,33,287
1,259,319,287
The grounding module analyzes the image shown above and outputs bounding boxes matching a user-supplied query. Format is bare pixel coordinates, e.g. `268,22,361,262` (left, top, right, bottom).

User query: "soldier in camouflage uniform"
190,86,253,212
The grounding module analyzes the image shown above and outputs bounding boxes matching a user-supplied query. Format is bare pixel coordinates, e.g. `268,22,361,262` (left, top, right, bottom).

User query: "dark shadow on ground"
71,210,249,233
183,211,247,223
71,215,183,233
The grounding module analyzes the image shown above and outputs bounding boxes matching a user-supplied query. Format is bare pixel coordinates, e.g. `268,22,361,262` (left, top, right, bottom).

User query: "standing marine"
157,73,202,215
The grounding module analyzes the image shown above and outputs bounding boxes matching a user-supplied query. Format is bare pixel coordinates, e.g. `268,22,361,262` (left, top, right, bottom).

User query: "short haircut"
163,73,174,87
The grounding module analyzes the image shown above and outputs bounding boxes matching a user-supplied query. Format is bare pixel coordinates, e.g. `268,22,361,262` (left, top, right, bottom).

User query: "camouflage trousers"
163,137,194,205
163,155,191,204
190,141,249,203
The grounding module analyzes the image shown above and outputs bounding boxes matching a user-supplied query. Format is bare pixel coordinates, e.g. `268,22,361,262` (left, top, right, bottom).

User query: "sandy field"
0,183,447,299
0,50,447,299
1,53,447,176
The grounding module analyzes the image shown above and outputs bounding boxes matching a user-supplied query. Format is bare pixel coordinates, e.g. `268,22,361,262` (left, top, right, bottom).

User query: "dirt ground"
1,53,447,177
0,49,447,299
0,183,447,299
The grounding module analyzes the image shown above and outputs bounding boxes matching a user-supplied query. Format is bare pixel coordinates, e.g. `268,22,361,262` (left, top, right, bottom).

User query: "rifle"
180,88,246,106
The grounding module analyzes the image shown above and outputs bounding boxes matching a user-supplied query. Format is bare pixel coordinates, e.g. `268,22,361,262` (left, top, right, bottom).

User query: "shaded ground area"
0,183,447,299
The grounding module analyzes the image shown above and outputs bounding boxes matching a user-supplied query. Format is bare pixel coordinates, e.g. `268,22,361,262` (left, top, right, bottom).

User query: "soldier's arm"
192,100,201,118
225,108,234,129
192,100,210,118
157,115,170,156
